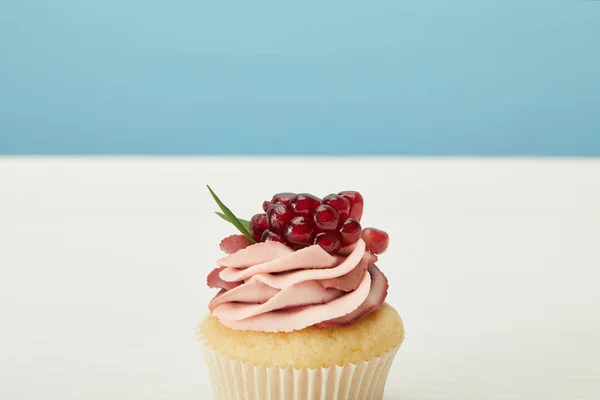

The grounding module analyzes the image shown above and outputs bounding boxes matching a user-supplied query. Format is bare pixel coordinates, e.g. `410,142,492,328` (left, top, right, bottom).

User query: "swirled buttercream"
207,238,389,332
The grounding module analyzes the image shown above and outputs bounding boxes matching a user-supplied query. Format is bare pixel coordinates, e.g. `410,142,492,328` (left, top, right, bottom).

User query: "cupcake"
199,187,404,400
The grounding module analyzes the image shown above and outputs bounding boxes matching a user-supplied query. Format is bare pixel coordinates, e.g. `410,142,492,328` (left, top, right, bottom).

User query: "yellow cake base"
199,303,404,369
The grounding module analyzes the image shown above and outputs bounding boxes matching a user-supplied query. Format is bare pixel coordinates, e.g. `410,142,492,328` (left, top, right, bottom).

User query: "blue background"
1,1,599,156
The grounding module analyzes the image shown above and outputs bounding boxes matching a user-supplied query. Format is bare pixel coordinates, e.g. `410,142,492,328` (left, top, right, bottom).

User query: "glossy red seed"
290,193,321,216
338,191,364,221
266,203,293,234
340,218,362,244
284,216,315,247
322,194,351,222
261,230,286,244
313,204,339,231
271,192,296,207
314,232,341,254
362,227,389,254
249,213,269,242
262,200,271,212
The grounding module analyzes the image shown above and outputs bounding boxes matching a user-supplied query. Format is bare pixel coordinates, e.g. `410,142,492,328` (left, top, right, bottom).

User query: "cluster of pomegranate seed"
249,191,389,255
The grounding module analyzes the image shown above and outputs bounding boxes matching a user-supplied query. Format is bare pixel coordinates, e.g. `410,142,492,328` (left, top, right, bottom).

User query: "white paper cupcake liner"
201,341,400,400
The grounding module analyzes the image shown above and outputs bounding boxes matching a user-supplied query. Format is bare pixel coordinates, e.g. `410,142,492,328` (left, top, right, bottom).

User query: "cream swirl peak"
206,188,391,332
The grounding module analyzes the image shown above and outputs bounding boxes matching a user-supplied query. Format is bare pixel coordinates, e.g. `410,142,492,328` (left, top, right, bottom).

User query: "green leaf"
207,185,256,243
216,212,251,232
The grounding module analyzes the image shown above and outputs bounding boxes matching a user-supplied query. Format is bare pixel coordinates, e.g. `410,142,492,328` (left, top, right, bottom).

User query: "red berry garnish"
314,232,341,254
271,192,296,207
313,204,339,231
261,230,286,244
262,200,271,212
284,216,315,246
322,194,351,222
340,218,362,244
266,203,293,234
338,191,364,221
362,227,389,254
249,213,268,242
290,193,321,216
257,190,381,253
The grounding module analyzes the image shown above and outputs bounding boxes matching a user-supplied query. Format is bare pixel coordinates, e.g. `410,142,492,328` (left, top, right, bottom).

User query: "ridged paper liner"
200,340,400,400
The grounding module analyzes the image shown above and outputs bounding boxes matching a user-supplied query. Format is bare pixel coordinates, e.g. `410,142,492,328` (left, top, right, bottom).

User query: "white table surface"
1,157,599,400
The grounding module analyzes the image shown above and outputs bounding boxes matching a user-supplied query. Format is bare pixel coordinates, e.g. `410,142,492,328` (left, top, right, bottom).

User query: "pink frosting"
206,238,389,332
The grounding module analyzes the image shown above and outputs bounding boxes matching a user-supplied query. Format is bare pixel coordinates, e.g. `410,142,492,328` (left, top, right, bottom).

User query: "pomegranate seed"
290,193,321,216
362,227,389,254
285,216,315,247
322,194,350,222
262,200,271,212
271,192,296,207
313,204,339,231
266,203,293,234
338,191,364,221
314,232,341,254
261,230,286,244
340,218,362,244
249,213,269,242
